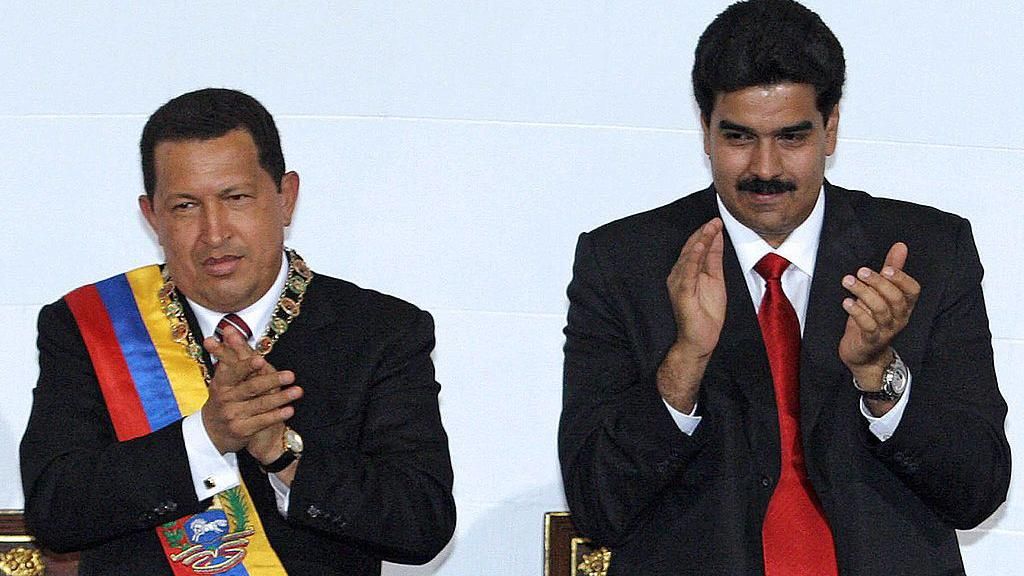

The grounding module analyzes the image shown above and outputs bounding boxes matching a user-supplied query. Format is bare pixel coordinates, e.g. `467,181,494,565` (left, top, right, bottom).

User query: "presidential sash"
65,265,287,576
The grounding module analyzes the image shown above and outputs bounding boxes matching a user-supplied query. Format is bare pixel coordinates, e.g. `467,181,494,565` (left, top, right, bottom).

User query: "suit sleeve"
286,308,456,565
558,232,710,546
872,218,1010,528
19,300,205,553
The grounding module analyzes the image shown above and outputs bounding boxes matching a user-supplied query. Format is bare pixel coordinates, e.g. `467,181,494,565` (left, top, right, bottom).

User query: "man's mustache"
737,178,798,194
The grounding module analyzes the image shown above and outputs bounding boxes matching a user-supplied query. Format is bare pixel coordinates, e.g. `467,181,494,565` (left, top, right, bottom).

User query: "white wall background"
1,1,1021,574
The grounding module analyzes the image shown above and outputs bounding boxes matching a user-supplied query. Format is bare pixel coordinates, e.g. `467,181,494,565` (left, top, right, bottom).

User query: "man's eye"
226,194,251,202
173,202,196,211
724,132,752,142
779,133,808,143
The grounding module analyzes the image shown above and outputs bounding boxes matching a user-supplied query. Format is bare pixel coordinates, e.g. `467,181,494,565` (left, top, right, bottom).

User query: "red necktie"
215,313,253,342
755,253,838,576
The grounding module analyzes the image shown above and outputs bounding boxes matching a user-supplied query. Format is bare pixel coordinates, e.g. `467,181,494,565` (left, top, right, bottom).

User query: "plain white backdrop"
1,2,1021,574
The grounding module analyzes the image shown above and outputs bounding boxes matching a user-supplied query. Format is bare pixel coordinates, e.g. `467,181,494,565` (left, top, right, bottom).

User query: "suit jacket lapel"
800,183,874,440
719,232,781,453
696,189,779,454
264,276,338,432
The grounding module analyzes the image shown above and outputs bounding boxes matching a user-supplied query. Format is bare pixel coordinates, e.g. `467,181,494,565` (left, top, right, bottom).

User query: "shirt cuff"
860,371,913,441
663,398,702,436
267,472,292,517
182,411,241,500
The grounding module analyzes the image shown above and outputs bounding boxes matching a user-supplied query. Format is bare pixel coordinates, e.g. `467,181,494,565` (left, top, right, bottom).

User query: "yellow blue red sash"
65,265,287,576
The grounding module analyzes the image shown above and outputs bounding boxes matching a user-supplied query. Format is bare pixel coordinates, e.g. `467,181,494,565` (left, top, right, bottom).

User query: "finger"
845,268,905,323
879,265,922,306
219,405,295,443
672,219,722,290
220,331,279,376
236,370,297,400
853,264,921,320
842,297,880,339
883,242,908,271
880,241,920,301
842,272,894,327
238,406,297,436
705,219,725,280
204,336,228,362
244,385,304,416
679,219,723,263
204,333,247,369
206,354,262,389
218,326,259,365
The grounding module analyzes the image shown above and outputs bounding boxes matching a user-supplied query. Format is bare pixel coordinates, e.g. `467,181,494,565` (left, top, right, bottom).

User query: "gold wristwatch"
260,427,303,473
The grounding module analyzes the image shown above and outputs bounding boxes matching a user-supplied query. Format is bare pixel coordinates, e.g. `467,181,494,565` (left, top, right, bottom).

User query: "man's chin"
189,283,256,314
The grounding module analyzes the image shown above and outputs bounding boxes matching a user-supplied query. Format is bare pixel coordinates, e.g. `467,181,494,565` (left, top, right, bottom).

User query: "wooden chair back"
544,512,610,576
0,510,79,576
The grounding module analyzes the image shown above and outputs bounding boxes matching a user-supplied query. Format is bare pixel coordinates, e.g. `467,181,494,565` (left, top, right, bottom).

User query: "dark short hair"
140,88,285,198
692,0,845,122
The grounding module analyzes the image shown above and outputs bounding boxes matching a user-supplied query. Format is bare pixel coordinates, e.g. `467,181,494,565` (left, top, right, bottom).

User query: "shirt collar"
716,185,825,278
186,252,290,345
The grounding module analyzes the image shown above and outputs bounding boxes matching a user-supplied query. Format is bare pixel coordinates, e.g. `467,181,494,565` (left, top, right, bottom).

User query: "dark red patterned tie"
215,313,253,342
755,253,837,576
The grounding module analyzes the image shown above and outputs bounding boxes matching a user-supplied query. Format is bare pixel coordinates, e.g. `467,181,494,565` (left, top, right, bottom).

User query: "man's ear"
701,114,712,157
279,171,299,227
824,105,840,156
139,194,158,232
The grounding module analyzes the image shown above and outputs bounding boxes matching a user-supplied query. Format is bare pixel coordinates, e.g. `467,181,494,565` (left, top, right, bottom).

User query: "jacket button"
761,475,772,488
307,505,321,518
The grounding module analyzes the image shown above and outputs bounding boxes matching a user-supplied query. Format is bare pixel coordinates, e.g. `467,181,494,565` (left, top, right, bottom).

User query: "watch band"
853,350,908,402
859,386,900,403
260,449,298,474
259,427,303,474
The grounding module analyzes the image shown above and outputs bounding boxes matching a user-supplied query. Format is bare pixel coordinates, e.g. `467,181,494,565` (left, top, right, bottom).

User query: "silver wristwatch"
853,350,908,402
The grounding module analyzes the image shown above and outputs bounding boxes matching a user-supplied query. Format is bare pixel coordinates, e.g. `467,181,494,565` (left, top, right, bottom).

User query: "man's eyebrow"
777,120,814,134
164,191,198,201
718,120,754,134
218,185,246,196
717,119,815,135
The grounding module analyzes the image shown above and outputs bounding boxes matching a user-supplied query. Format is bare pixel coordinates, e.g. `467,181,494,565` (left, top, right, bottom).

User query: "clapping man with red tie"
559,1,1009,574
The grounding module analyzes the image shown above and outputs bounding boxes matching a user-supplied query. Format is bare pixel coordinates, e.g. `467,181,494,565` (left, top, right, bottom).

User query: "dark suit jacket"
21,273,456,575
559,184,1010,576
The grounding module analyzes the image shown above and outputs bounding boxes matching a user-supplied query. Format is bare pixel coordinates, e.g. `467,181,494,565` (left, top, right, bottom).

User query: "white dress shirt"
180,252,293,514
664,188,910,441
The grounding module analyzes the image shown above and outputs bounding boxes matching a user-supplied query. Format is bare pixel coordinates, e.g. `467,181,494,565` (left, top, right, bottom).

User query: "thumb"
884,242,908,271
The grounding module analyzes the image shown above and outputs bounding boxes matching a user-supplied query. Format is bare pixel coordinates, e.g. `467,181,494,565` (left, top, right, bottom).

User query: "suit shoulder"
833,184,971,244
823,183,974,272
577,189,715,274
307,273,431,328
37,296,81,343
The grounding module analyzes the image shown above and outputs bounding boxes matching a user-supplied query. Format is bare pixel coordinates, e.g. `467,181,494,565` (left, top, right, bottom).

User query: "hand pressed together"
200,325,303,461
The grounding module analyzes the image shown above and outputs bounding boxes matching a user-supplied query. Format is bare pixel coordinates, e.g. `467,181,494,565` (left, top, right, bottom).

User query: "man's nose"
749,140,783,180
200,205,228,245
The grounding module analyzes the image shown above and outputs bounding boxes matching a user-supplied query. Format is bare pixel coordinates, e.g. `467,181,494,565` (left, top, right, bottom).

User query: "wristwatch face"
284,428,304,454
884,356,908,395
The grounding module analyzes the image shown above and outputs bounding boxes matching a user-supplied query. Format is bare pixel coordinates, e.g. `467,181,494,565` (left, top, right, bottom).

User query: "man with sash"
559,1,1009,575
21,88,455,575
